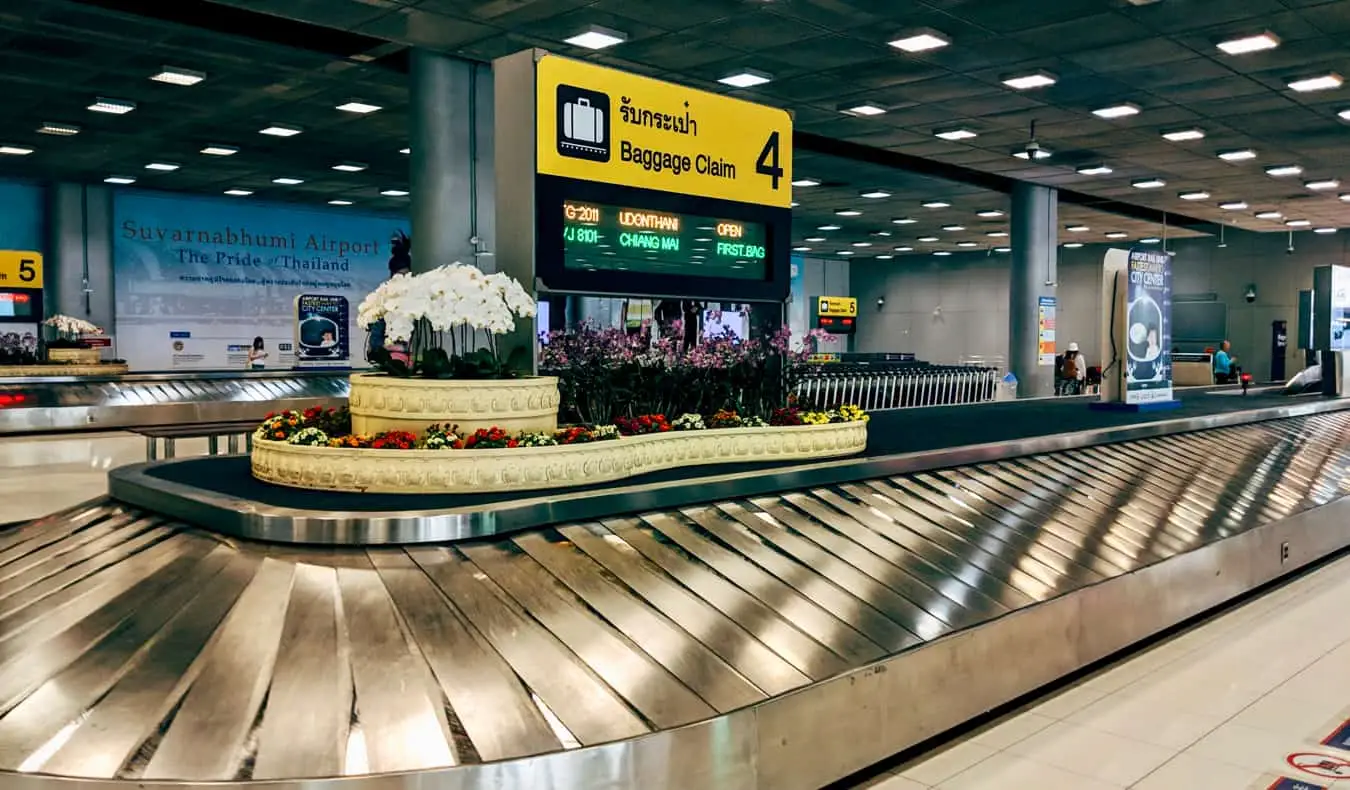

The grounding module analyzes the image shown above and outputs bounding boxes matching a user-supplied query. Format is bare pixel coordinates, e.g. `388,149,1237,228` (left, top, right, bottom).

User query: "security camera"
1245,284,1257,304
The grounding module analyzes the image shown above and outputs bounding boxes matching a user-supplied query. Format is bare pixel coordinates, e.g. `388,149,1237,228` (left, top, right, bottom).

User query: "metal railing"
795,363,999,411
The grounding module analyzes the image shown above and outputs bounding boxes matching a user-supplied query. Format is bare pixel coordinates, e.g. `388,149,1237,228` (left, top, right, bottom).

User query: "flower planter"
0,362,128,377
252,420,868,494
46,347,102,365
348,373,561,437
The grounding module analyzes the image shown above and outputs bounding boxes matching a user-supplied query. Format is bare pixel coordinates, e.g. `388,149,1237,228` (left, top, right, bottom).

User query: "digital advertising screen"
561,200,768,281
0,290,36,319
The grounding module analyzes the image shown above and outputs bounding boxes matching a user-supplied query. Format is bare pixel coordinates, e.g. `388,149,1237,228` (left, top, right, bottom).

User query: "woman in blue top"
1214,340,1238,383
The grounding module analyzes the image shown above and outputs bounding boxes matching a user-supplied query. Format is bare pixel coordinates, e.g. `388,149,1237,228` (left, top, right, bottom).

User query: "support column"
47,183,115,332
409,49,477,271
1008,181,1058,398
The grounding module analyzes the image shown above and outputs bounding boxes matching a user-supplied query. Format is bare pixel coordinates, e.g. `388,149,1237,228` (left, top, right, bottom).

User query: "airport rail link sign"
536,54,794,208
0,250,43,289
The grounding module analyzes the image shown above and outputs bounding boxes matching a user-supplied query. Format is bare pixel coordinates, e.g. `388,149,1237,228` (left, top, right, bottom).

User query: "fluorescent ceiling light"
1013,148,1052,160
1064,242,1084,248
933,251,952,256
935,128,977,141
792,177,820,187
200,145,238,156
918,236,940,242
1076,164,1113,175
892,217,917,224
1288,73,1342,92
381,189,410,197
836,250,855,256
88,98,135,115
987,231,1009,238
835,209,862,217
103,176,136,184
1105,232,1129,239
38,122,80,136
145,162,180,171
894,246,914,252
941,224,965,231
1132,178,1166,188
151,66,206,86
994,247,1011,253
1255,210,1283,219
336,101,382,114
1266,164,1303,176
860,189,891,199
718,69,772,88
332,161,368,172
977,210,1004,218
805,236,826,242
957,241,978,248
564,25,628,50
842,102,887,116
1306,179,1340,191
272,177,305,185
792,246,812,252
1179,190,1210,200
790,201,799,207
1002,71,1056,90
1340,194,1350,203
1162,128,1205,142
1314,227,1338,234
1286,219,1312,227
921,200,950,208
400,147,411,155
1219,201,1248,210
1217,32,1280,55
224,189,253,196
1218,149,1256,161
889,30,949,52
1066,224,1090,232
852,241,872,247
871,231,892,237
1139,237,1161,244
818,224,841,231
1093,103,1140,119
0,145,33,156
329,200,354,206
876,254,894,260
260,124,303,137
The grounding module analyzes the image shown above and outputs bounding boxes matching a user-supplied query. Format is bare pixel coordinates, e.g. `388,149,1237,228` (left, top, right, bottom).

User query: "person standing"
247,336,268,370
1214,340,1239,384
1059,342,1087,395
367,231,412,364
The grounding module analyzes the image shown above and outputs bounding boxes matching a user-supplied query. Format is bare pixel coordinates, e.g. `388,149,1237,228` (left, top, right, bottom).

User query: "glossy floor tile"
844,552,1350,789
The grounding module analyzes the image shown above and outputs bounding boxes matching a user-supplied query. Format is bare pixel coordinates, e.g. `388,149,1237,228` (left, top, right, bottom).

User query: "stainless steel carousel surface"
2,409,1350,789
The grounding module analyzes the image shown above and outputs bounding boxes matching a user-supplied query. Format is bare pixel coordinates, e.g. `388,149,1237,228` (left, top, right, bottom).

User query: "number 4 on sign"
756,131,784,189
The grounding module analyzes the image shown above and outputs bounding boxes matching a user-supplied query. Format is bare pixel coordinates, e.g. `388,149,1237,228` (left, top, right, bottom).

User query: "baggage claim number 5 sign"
0,251,43,289
536,54,794,208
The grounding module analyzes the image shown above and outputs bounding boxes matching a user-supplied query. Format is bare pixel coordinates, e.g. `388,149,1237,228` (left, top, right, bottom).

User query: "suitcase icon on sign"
556,84,611,162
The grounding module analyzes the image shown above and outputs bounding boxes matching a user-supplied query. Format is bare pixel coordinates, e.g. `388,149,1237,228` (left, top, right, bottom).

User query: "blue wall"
0,179,44,252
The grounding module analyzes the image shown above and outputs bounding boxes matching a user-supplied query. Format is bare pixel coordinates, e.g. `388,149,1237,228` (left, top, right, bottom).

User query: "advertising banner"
1037,295,1057,366
1330,265,1350,350
113,190,405,370
1124,247,1174,405
293,294,350,369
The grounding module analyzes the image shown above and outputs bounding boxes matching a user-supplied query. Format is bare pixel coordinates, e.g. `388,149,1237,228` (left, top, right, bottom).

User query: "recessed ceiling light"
1179,190,1210,200
918,236,940,243
332,161,368,172
1064,242,1085,248
957,241,978,248
1218,149,1257,162
1219,201,1249,210
1066,224,1090,232
150,66,206,86
1076,164,1113,175
888,30,950,52
1132,178,1166,188
841,102,887,117
875,254,894,260
224,189,253,196
0,145,33,156
852,241,873,247
260,124,303,137
400,147,411,155
892,217,917,224
1306,179,1340,191
1340,194,1350,203
818,224,841,231
37,122,80,136
1314,227,1338,234
1266,164,1303,177
935,127,978,141
870,231,892,237
987,231,1009,238
859,189,891,199
564,25,628,50
272,177,305,185
1162,128,1206,142
792,246,812,252
1255,210,1283,219
1013,148,1053,160
1105,232,1129,239
792,177,820,187
805,236,826,242
1217,31,1280,55
894,246,914,252
381,189,410,197
790,201,799,208
933,250,953,256
1286,219,1312,227
1093,103,1141,119
145,162,180,171
922,200,951,208
87,97,135,115
336,101,383,114
994,247,1011,253
329,200,354,206
103,176,136,184
718,69,772,88
200,145,238,156
1003,71,1057,90
977,210,1004,218
836,250,855,256
1139,237,1161,244
941,224,966,231
1288,73,1342,93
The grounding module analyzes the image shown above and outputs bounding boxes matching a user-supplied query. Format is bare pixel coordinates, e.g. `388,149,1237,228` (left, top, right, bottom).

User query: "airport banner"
1124,247,1174,405
112,190,405,370
293,294,351,369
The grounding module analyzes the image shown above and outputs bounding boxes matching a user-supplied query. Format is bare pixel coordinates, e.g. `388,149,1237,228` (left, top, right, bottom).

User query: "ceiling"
1,0,1345,257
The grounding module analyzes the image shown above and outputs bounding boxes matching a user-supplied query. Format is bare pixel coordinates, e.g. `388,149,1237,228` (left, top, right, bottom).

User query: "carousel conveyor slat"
3,410,1350,787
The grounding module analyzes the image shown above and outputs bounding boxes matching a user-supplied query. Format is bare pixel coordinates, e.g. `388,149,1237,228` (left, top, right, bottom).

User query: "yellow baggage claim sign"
535,55,794,208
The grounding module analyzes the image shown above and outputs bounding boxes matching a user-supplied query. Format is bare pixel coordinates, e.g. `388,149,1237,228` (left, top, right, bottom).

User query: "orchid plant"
43,314,103,349
357,263,536,378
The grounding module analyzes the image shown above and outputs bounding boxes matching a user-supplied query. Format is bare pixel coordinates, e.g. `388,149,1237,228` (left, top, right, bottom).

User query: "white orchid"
357,263,534,347
43,314,102,337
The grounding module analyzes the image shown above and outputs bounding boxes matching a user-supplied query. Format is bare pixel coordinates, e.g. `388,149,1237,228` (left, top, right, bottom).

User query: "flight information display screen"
0,291,36,319
561,200,769,281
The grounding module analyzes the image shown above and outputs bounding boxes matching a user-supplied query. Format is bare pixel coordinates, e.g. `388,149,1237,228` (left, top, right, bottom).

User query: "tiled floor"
850,552,1350,790
0,431,208,523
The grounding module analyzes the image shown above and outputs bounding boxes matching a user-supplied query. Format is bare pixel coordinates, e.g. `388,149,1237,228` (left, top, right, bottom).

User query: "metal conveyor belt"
1,411,1349,785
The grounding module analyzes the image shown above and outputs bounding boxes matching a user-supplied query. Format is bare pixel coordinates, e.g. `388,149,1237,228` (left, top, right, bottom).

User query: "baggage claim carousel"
2,392,1350,790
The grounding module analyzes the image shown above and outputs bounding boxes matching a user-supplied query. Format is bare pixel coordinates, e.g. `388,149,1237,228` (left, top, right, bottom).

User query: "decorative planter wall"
0,363,128,377
348,373,561,436
252,420,869,494
46,348,102,365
